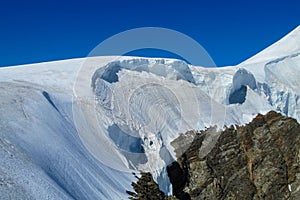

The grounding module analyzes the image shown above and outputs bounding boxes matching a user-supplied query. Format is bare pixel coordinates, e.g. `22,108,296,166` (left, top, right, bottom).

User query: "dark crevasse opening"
228,68,256,105
101,64,122,83
229,85,247,104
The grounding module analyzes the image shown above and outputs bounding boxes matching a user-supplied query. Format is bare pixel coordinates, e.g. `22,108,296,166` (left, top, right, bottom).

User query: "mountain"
129,111,300,199
0,26,300,199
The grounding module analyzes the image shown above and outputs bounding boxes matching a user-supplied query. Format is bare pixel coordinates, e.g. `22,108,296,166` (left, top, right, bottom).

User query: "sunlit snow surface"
1,26,300,199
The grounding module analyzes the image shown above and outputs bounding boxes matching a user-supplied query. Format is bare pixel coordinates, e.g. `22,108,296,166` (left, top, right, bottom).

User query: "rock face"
171,111,300,199
127,111,300,200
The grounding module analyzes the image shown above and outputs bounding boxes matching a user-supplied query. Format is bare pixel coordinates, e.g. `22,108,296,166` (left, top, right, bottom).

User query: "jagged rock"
126,172,176,200
171,111,300,200
128,111,300,200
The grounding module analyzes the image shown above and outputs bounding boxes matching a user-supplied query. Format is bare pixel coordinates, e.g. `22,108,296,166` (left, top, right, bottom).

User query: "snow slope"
0,60,135,200
1,26,300,199
240,25,300,81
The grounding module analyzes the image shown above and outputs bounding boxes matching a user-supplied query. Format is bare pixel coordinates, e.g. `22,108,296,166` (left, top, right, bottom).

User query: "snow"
0,82,134,200
229,68,257,100
1,26,300,199
240,25,300,82
242,26,300,66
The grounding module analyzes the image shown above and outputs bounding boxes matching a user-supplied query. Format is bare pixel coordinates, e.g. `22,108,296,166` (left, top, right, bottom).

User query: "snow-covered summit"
239,26,300,82
1,26,300,199
242,25,300,65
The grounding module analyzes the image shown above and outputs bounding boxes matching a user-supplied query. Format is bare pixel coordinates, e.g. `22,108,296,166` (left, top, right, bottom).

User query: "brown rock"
127,111,300,200
171,111,300,200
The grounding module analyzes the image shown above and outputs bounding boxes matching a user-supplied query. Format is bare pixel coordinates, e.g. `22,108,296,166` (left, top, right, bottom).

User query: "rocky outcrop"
126,172,176,200
127,111,300,199
171,111,300,199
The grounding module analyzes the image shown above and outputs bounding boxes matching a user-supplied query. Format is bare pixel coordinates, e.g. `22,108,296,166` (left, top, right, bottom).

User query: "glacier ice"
1,26,300,199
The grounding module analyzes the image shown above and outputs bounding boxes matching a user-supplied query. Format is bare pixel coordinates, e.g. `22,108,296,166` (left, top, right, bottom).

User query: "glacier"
1,26,300,199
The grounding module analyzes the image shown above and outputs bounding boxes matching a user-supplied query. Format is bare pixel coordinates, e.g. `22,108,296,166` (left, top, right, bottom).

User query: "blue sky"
0,0,299,67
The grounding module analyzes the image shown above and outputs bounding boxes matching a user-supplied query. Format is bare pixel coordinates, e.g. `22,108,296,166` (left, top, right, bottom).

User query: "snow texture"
1,26,300,199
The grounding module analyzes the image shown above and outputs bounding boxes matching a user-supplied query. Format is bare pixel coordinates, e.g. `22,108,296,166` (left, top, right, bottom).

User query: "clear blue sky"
0,0,299,67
